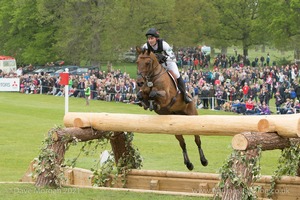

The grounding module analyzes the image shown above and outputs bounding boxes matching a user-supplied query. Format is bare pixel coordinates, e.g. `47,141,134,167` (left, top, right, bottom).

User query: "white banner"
0,78,20,92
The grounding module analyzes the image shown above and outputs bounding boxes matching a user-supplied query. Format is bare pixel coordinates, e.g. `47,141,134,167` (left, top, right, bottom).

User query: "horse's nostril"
137,82,144,87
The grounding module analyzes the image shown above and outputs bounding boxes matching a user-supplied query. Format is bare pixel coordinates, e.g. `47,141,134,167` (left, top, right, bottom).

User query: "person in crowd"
69,87,76,97
279,98,294,114
294,100,300,113
215,85,224,109
260,101,271,115
78,78,85,98
208,84,215,109
84,82,91,106
231,100,246,114
245,98,255,115
200,85,210,109
258,88,270,105
16,66,23,77
274,91,284,114
55,86,64,96
294,82,300,101
242,82,250,101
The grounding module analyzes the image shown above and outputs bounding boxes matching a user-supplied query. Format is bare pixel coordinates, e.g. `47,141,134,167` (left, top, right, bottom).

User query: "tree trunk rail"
64,112,300,138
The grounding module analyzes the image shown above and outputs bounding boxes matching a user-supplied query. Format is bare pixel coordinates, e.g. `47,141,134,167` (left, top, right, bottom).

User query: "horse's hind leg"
175,135,194,171
194,135,208,166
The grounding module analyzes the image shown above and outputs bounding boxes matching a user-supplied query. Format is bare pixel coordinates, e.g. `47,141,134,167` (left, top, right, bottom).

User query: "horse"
135,47,208,170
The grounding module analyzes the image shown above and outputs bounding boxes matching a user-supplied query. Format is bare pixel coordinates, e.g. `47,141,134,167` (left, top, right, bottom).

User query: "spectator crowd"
1,47,299,115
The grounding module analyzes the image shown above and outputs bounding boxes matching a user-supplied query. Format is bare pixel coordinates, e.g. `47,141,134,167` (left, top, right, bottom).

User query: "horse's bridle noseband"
137,55,166,88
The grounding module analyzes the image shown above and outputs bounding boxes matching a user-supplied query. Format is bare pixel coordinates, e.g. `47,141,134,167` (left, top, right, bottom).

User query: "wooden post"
232,132,292,151
110,132,127,165
221,149,259,200
35,137,67,188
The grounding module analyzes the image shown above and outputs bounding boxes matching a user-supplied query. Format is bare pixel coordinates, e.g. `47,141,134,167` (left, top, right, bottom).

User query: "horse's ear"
135,46,141,54
146,48,151,55
136,46,142,54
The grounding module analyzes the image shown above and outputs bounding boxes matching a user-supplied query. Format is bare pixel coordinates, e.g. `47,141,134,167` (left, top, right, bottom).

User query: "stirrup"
184,95,192,104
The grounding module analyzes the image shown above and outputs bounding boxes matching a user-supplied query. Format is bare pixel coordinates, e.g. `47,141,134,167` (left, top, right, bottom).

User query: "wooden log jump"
258,116,300,137
63,112,300,138
29,112,300,199
232,132,300,151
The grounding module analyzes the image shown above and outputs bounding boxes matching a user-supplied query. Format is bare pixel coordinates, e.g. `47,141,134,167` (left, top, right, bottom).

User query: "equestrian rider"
142,28,192,103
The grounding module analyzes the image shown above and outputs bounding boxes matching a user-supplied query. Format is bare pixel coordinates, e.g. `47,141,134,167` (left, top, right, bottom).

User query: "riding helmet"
145,28,159,38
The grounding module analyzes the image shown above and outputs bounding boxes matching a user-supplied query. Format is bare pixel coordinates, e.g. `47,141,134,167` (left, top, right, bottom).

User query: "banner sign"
0,78,20,91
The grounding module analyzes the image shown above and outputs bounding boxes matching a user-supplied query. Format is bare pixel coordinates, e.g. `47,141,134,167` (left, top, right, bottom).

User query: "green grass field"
0,92,283,199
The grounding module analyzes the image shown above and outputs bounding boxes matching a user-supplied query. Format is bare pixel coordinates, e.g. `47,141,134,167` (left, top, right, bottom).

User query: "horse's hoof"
201,159,208,167
186,162,194,171
149,105,154,111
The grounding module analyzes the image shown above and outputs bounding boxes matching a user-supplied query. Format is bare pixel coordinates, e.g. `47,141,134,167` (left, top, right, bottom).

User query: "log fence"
21,113,300,200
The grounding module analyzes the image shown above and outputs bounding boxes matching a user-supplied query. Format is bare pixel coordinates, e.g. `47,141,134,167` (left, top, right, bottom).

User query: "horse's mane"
140,47,160,64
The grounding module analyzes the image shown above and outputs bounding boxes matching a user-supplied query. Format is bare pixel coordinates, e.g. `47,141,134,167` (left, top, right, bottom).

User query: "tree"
0,0,59,65
211,0,262,58
259,0,300,59
0,0,14,56
0,0,298,65
170,0,219,49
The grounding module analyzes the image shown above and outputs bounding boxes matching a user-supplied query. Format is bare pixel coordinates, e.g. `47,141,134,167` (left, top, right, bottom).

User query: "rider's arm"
162,41,176,61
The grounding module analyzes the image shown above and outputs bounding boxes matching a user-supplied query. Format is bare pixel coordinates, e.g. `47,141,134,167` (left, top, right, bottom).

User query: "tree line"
0,0,299,66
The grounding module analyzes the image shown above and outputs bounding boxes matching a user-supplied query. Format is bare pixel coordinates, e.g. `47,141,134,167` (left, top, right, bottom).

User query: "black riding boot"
177,76,192,104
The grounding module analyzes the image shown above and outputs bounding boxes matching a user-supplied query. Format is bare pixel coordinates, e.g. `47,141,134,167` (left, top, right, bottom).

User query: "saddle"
166,70,179,92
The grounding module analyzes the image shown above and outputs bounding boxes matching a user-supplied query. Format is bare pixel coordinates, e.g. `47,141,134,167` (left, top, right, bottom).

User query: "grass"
0,183,212,200
0,92,282,199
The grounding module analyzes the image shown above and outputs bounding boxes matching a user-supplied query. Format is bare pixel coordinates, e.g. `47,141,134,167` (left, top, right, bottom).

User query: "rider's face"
147,36,157,46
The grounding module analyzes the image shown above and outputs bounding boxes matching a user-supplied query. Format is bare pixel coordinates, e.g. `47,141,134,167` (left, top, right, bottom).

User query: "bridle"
137,54,167,88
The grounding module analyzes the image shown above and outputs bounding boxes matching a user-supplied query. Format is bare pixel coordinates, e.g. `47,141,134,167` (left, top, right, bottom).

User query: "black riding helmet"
145,28,159,38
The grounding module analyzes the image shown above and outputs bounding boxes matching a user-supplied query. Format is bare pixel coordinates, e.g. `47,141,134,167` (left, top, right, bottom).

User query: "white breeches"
162,61,180,79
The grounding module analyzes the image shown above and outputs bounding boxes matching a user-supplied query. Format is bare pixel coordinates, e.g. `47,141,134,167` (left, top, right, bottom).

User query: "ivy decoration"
91,132,143,187
33,128,142,189
268,141,300,198
33,125,68,187
214,146,262,200
115,132,143,186
64,131,112,168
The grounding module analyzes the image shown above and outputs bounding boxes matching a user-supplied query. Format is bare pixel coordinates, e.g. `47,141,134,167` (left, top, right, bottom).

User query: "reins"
137,55,167,87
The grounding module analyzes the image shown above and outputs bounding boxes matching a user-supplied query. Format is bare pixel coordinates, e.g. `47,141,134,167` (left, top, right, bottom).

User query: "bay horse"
135,47,208,170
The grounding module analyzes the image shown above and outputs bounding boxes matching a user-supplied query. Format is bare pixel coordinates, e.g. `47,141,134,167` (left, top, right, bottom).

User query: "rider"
142,28,192,104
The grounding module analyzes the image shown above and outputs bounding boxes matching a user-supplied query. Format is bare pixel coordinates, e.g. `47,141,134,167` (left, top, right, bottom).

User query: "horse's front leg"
175,135,194,171
137,90,150,110
194,135,208,166
148,89,165,111
149,90,166,99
